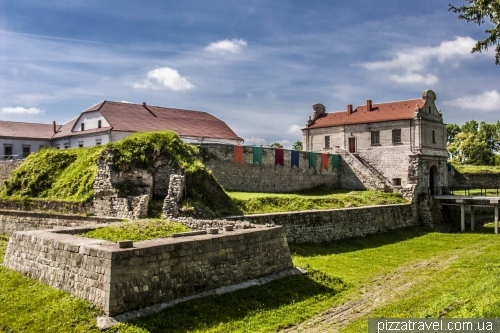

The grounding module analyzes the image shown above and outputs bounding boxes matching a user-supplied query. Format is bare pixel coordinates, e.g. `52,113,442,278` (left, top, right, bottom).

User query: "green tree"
449,0,500,64
447,123,461,144
269,142,284,148
477,121,500,153
448,132,495,165
292,140,303,151
461,119,479,134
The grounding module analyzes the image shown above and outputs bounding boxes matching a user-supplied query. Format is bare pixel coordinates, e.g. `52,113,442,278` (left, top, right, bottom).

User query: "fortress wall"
198,143,339,193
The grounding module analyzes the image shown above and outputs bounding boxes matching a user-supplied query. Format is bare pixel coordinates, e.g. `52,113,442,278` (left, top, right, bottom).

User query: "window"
428,106,432,113
371,131,380,145
78,141,84,148
324,136,331,148
392,129,401,144
392,178,402,186
56,144,60,150
64,143,69,149
96,139,102,146
22,145,30,157
432,130,436,143
97,120,102,128
81,123,85,131
4,145,12,157
39,145,48,151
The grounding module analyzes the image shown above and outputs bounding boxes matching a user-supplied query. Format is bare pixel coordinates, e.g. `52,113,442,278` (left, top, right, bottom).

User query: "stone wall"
0,210,122,235
224,204,419,243
448,168,500,189
198,143,338,193
0,159,24,185
0,199,92,215
4,224,293,316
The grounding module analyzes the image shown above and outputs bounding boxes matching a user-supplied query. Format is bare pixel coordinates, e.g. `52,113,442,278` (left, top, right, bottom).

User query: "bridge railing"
427,186,500,196
0,154,24,161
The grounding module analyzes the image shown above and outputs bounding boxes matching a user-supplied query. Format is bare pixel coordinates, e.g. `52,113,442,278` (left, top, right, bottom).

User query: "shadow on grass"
290,226,433,257
126,273,345,333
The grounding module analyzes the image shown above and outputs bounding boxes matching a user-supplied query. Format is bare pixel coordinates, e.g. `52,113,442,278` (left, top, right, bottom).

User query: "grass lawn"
451,188,500,196
452,164,500,174
81,219,191,242
2,223,500,332
227,189,407,215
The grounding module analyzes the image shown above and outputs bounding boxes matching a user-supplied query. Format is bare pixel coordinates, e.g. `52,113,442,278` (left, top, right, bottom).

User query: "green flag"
253,146,262,166
309,152,316,169
332,154,339,170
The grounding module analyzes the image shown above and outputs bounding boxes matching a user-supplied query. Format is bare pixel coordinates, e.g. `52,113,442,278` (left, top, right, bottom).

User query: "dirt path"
280,254,460,333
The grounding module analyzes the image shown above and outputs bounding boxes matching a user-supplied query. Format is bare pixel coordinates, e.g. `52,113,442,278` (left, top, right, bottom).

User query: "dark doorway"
348,138,356,153
429,165,439,195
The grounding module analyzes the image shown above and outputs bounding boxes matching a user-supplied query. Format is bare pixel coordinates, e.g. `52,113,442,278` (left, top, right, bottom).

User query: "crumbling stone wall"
0,210,122,235
0,159,24,185
4,224,293,316
162,174,185,218
0,199,92,215
448,168,500,189
225,204,419,243
198,143,338,193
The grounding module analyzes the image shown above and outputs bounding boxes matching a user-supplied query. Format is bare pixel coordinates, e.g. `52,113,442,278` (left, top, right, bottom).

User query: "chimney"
142,102,146,107
52,120,56,133
367,100,372,111
347,104,353,115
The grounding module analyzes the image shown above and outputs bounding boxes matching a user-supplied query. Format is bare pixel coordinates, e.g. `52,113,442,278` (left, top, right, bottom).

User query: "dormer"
72,110,110,132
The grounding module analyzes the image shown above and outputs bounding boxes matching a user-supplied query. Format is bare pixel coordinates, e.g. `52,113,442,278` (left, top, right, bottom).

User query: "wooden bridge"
432,195,500,233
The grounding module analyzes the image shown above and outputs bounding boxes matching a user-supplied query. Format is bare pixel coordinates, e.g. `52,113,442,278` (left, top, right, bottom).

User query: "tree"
461,119,479,134
447,123,461,144
448,132,495,165
292,140,303,151
269,142,283,148
449,0,500,65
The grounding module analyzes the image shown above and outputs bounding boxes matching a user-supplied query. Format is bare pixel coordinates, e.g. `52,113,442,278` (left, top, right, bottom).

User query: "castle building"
302,90,448,194
0,101,243,157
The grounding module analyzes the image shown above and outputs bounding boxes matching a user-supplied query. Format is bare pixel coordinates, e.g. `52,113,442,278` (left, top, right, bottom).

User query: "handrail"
0,154,24,161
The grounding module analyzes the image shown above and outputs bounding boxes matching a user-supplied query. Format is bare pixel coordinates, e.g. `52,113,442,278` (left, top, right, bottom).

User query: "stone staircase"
352,154,392,191
339,151,388,191
419,194,459,232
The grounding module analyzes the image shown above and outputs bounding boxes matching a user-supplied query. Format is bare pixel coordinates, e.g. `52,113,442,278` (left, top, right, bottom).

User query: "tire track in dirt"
281,254,461,333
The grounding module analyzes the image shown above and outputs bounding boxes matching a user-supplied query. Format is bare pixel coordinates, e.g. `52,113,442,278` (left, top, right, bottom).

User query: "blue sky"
0,0,498,147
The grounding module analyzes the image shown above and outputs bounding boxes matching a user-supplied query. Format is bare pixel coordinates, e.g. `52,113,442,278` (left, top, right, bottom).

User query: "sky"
0,0,499,148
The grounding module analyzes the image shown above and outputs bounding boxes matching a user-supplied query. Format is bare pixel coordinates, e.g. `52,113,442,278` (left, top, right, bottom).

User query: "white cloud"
133,67,194,91
389,73,439,85
205,39,247,54
362,36,476,72
1,107,44,114
443,90,500,111
120,100,132,103
362,36,477,85
287,124,302,134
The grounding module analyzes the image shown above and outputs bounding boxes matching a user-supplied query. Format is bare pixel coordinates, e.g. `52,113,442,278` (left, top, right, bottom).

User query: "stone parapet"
225,204,419,243
4,224,293,316
0,209,123,235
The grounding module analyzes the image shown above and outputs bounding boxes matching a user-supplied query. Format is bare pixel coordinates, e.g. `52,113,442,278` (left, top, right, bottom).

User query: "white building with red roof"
0,101,243,157
302,90,448,194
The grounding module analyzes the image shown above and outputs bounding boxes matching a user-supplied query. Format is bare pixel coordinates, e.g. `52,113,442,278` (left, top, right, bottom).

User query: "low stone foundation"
4,224,293,316
225,204,419,243
0,210,123,235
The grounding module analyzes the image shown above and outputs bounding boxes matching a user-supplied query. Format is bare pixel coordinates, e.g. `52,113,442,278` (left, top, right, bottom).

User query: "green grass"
3,224,500,332
81,219,191,242
1,146,104,202
452,164,500,174
451,188,500,196
227,189,407,214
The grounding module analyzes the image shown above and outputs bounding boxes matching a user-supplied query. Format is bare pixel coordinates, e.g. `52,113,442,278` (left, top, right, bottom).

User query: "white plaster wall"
0,138,51,157
52,134,110,149
72,111,109,132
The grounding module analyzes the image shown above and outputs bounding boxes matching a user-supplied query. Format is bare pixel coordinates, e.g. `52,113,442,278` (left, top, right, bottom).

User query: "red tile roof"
83,101,243,142
306,99,425,129
0,120,58,139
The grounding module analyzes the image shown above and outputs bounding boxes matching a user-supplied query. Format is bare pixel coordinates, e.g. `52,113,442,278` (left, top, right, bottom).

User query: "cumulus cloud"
389,73,439,85
363,36,476,72
287,124,302,134
362,36,477,85
443,90,500,111
133,67,194,91
1,107,44,114
205,39,247,54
